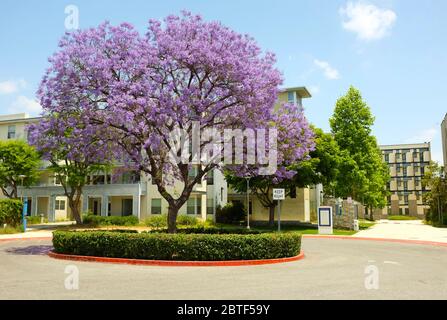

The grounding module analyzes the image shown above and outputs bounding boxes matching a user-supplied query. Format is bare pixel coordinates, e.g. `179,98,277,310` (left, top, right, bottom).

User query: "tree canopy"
330,86,389,212
32,12,314,232
0,140,40,199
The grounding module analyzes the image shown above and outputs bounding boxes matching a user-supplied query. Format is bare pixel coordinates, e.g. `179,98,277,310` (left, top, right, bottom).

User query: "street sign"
273,189,285,232
318,206,333,235
273,189,285,200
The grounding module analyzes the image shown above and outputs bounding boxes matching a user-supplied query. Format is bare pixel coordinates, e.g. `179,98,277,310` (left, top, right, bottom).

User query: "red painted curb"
303,235,447,247
48,251,305,267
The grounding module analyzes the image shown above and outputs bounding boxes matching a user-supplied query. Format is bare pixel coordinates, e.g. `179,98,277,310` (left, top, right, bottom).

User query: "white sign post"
273,189,285,232
318,206,333,235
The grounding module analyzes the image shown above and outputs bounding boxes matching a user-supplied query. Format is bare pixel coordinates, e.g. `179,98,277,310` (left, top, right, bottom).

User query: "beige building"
0,86,317,224
442,113,447,170
227,87,320,224
380,143,431,217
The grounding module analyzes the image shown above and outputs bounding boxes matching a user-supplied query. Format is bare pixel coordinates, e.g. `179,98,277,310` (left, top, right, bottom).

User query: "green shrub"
144,214,167,228
52,230,301,261
145,214,204,228
146,226,261,235
387,215,420,221
26,215,43,225
216,202,246,224
0,199,23,227
176,215,198,226
82,214,139,226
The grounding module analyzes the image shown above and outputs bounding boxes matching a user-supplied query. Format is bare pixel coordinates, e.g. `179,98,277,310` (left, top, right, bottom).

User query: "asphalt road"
1,238,447,300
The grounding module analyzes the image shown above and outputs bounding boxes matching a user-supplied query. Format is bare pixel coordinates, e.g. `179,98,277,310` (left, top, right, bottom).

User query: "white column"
132,194,140,219
82,195,89,214
49,195,56,222
31,196,38,216
101,195,109,216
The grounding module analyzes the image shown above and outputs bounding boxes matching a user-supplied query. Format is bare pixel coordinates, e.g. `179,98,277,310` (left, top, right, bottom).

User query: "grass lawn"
387,215,421,221
0,225,23,234
359,220,376,230
215,223,358,236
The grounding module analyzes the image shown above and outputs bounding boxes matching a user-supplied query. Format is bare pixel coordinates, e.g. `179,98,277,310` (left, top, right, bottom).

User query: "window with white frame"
7,125,16,139
55,200,66,211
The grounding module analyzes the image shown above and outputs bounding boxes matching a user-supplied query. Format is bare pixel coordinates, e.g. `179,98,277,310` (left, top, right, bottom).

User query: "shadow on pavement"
5,245,53,256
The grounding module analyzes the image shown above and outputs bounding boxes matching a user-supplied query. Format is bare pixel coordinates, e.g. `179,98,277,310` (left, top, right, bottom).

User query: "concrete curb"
48,251,305,267
303,235,447,247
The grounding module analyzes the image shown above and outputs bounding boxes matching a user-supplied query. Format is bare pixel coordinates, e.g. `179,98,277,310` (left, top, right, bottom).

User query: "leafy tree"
423,162,447,225
0,140,40,199
226,127,341,226
330,86,390,216
36,13,314,233
28,114,114,224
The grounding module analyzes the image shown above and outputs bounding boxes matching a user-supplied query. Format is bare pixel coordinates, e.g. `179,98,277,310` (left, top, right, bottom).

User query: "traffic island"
50,229,303,267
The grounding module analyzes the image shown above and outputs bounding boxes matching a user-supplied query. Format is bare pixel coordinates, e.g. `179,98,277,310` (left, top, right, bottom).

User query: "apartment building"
1,86,316,223
380,143,431,217
442,114,447,170
227,87,319,223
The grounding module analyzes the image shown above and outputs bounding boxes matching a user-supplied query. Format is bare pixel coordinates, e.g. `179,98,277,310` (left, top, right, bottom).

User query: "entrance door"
122,199,133,216
93,200,100,215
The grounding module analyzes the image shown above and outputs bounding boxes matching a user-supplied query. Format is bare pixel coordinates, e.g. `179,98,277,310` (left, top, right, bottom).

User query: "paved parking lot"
354,220,447,243
1,237,447,300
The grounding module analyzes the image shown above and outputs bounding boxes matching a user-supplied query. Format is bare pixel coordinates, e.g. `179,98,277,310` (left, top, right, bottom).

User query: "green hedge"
144,214,200,228
146,226,261,235
82,215,139,226
0,199,23,227
52,230,301,261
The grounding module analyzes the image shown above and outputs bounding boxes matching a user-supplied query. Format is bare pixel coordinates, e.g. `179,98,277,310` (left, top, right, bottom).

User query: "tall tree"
36,13,314,233
330,86,389,214
28,114,114,224
226,127,343,226
423,162,447,225
0,140,40,199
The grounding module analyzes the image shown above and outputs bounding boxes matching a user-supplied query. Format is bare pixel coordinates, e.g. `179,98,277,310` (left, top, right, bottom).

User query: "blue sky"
0,0,446,163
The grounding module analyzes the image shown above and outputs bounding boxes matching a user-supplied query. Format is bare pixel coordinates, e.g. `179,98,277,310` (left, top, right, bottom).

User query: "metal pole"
277,200,281,232
246,177,250,230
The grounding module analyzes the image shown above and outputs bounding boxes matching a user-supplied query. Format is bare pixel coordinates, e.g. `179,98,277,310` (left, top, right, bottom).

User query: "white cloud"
405,127,438,144
0,79,26,95
340,1,397,41
308,85,320,95
313,59,340,80
8,96,42,115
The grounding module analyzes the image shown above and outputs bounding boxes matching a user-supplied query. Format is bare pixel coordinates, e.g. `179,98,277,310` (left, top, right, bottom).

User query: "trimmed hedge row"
146,226,261,235
0,199,23,227
52,230,301,261
144,214,199,228
82,215,139,226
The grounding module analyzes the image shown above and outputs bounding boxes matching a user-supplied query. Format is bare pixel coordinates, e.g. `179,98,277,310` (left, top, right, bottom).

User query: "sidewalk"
0,230,53,240
354,220,447,243
0,221,74,241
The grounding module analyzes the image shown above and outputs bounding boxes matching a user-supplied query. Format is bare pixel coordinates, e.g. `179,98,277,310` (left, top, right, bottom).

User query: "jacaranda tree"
34,12,314,232
28,114,115,224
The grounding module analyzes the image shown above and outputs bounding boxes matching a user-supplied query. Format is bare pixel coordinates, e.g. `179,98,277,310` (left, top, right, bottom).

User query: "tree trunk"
68,196,82,225
167,205,180,234
268,205,275,227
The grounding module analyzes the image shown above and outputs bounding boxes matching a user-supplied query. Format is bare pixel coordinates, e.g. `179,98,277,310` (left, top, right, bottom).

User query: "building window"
384,153,389,162
206,171,214,185
151,199,162,215
287,91,294,103
55,200,66,211
7,125,16,139
402,153,407,162
207,198,214,215
187,199,196,215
